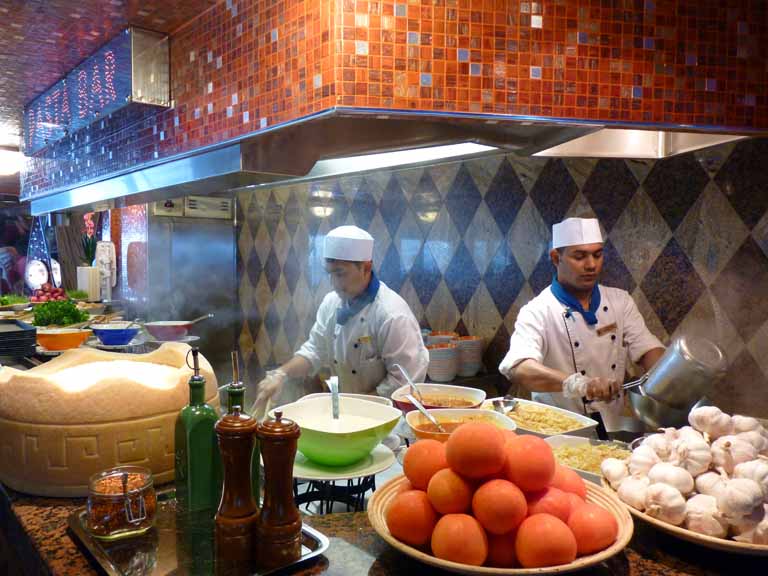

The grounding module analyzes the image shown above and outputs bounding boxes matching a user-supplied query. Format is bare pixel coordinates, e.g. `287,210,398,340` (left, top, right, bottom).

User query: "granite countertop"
2,483,767,576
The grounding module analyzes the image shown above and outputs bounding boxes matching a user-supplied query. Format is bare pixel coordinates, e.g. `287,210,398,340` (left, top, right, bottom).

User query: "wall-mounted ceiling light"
0,149,24,176
309,188,335,218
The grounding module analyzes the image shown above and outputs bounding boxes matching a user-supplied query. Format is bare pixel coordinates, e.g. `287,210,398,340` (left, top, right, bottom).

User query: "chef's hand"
251,368,286,418
585,377,618,402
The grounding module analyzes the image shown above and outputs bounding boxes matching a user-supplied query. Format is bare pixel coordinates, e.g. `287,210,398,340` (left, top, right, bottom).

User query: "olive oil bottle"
175,347,222,511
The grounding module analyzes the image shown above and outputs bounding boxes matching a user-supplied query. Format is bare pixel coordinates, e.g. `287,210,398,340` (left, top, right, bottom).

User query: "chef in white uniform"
499,217,665,431
253,225,428,412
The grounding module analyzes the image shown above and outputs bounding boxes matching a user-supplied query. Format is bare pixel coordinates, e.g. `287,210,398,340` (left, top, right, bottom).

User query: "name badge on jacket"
596,323,617,337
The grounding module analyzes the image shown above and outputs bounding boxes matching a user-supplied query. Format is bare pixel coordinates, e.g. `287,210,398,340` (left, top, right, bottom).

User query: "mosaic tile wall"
22,0,768,197
236,137,768,417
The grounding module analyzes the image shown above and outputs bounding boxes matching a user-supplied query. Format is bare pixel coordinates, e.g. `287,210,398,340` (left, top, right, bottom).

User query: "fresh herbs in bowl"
67,289,89,300
33,301,90,327
0,294,28,306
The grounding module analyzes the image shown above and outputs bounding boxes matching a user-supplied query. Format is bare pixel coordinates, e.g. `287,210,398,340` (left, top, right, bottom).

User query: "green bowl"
272,396,401,467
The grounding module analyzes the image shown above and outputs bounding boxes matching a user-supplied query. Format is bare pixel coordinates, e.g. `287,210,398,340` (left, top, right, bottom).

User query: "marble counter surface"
2,482,767,576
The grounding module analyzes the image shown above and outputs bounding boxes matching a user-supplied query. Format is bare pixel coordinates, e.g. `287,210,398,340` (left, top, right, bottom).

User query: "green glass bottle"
226,351,260,505
175,347,222,511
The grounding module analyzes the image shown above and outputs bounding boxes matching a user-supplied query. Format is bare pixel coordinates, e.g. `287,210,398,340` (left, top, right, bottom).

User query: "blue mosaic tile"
483,324,510,373
412,169,442,236
235,197,246,227
377,243,406,293
265,191,281,240
282,303,300,349
599,239,637,293
714,139,768,229
350,177,378,230
583,159,638,232
265,301,282,344
484,158,526,234
530,159,578,226
283,190,302,237
644,153,709,231
484,241,525,315
246,193,262,228
529,250,555,295
283,245,301,294
455,318,470,336
711,237,768,342
264,248,282,293
641,238,705,334
246,250,262,288
380,174,408,236
246,352,265,384
410,244,442,306
445,163,482,235
444,242,482,314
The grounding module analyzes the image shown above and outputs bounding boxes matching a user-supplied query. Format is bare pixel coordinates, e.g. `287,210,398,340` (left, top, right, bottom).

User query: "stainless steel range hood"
28,107,752,215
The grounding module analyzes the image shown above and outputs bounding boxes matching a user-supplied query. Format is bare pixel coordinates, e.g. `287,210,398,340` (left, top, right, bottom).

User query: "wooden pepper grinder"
255,410,302,569
214,404,259,573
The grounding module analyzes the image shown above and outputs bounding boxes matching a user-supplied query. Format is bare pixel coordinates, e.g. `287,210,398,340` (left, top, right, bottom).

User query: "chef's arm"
639,347,665,372
375,314,429,398
510,359,571,393
277,354,313,380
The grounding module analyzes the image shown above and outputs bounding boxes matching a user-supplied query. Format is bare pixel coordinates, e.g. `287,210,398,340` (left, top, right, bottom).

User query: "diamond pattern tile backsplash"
237,138,768,417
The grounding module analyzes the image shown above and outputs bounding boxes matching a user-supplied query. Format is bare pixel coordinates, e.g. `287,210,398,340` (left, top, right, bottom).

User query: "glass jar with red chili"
86,465,157,540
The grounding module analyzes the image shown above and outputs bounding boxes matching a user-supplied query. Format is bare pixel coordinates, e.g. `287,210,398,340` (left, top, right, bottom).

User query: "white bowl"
391,383,486,412
298,392,393,407
545,435,630,484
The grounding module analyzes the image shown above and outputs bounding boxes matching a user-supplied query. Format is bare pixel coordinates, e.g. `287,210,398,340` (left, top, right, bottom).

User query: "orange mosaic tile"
22,0,768,198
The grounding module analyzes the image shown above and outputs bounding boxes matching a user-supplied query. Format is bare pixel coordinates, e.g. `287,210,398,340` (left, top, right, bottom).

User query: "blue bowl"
91,324,140,346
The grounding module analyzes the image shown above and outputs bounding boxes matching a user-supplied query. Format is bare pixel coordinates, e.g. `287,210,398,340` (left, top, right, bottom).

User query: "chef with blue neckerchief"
499,217,665,432
253,225,428,412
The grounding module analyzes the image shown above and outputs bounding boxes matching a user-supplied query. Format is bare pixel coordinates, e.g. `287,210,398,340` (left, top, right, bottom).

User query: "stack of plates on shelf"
426,343,458,382
0,320,36,358
454,336,483,377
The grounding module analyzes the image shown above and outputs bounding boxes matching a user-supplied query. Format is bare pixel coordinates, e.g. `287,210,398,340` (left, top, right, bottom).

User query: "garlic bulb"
711,435,758,475
736,430,768,454
645,482,687,526
648,462,695,495
642,432,673,461
689,406,732,440
672,434,712,477
730,415,762,434
717,478,763,520
695,470,729,501
601,458,629,489
629,444,661,476
732,504,768,543
734,458,768,499
684,494,728,538
617,475,650,511
677,426,707,444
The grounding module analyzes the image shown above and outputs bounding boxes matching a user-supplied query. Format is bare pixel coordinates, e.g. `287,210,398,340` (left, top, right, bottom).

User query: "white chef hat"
324,225,374,262
552,218,603,249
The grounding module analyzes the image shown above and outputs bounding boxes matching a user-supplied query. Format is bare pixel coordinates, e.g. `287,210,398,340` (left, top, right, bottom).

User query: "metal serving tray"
68,497,329,576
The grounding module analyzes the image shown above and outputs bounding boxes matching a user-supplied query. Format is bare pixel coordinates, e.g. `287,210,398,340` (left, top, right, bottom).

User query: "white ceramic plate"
291,444,395,481
482,397,598,438
143,335,200,344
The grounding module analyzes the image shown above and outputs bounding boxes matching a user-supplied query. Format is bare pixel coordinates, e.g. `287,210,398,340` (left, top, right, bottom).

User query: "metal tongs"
393,363,423,403
492,395,518,414
621,373,649,394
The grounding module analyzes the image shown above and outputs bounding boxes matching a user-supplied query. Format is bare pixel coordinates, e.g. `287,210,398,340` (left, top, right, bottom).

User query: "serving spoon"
393,363,424,403
406,393,446,433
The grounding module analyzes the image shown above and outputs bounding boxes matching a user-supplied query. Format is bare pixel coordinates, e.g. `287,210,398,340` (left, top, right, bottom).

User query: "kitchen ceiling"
0,0,216,149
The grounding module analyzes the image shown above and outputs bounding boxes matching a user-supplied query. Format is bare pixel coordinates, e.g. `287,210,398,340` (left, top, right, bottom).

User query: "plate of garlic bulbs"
601,406,768,555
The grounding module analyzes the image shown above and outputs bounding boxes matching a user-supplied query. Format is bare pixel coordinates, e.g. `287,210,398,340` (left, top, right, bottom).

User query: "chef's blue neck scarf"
551,276,601,325
336,271,380,325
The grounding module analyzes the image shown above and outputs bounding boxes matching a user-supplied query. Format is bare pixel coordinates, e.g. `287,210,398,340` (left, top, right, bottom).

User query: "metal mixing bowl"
628,388,711,429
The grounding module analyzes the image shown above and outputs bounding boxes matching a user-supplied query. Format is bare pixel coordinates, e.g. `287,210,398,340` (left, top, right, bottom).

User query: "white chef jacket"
295,281,428,398
499,284,663,431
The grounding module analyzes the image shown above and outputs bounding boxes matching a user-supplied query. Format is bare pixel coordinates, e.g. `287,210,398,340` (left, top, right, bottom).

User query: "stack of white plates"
426,343,458,382
426,330,458,346
454,336,483,377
